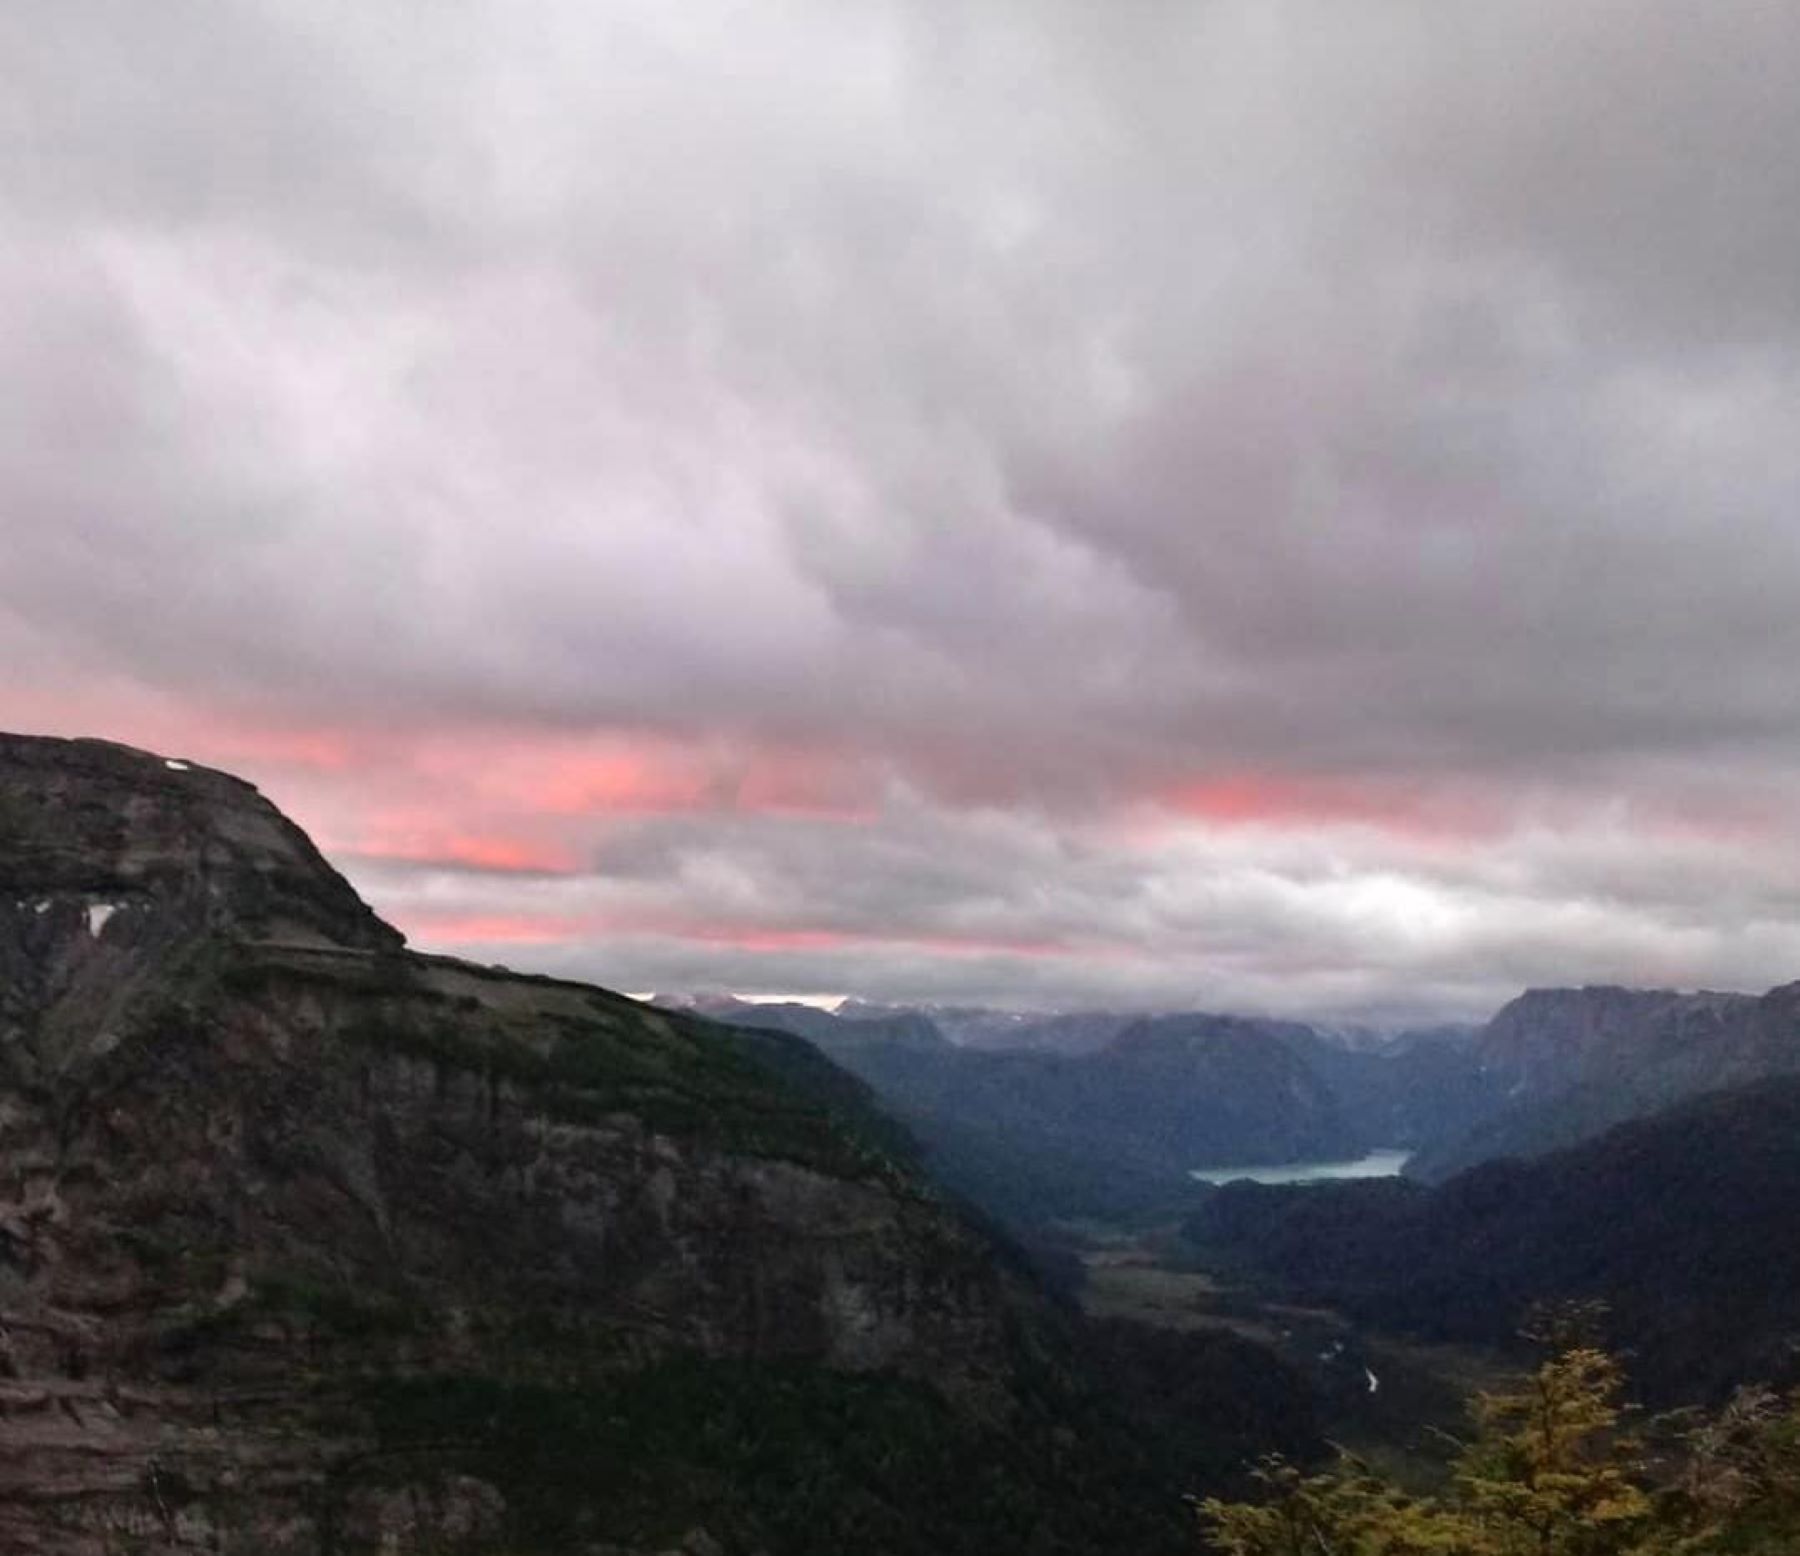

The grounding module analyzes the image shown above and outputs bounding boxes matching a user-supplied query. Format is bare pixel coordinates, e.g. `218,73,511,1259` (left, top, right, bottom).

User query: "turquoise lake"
1188,1148,1412,1186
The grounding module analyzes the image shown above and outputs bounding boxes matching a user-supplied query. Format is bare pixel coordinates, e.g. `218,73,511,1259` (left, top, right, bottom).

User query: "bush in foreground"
1202,1310,1800,1555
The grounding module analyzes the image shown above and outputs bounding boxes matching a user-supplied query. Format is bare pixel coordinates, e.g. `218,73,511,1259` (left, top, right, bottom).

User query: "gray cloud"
4,1,1799,1016
353,792,1800,1025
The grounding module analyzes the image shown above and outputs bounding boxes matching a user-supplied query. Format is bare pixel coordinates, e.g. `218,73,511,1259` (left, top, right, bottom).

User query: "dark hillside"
1185,1076,1800,1402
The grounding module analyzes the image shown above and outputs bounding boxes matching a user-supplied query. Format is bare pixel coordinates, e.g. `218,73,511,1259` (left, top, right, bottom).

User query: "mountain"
821,999,1493,1153
834,999,1482,1066
663,995,949,1054
0,734,1253,1556
700,1001,1399,1232
1184,1075,1800,1403
1407,982,1800,1180
834,1000,1138,1055
692,998,1526,1236
1087,1014,1370,1165
1258,1021,1492,1157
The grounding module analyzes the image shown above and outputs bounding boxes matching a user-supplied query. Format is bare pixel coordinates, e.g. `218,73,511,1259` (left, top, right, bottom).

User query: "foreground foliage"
1202,1315,1800,1555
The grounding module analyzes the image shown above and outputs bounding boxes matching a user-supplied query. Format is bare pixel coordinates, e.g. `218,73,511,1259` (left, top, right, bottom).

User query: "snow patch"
164,759,191,771
86,903,119,938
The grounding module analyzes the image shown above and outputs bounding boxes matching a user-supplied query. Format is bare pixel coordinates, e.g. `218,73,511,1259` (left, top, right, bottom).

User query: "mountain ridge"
1407,979,1800,1179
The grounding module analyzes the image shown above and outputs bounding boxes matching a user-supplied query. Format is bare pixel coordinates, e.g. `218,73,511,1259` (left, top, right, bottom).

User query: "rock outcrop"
0,736,1182,1556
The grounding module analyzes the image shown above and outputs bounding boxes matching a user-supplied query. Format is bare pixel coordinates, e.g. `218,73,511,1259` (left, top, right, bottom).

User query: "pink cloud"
451,735,880,823
349,829,580,875
400,906,1121,964
1155,772,1502,841
402,912,591,946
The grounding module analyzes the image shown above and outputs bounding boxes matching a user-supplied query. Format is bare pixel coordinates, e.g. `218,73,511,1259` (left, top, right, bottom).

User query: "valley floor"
1074,1226,1512,1490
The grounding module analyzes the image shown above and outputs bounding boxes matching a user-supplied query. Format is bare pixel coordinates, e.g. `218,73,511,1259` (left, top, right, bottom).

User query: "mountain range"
664,997,1391,1229
673,976,1800,1241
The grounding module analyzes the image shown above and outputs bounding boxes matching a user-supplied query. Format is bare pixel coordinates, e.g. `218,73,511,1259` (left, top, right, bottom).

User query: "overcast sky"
6,1,1800,1023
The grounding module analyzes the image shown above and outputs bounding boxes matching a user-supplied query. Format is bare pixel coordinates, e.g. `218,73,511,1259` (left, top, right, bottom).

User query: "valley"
1075,1227,1511,1491
697,977,1800,1488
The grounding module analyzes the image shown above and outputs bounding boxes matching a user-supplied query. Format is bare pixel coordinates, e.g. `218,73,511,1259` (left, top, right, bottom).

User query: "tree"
1654,1381,1800,1554
1198,1311,1800,1556
1202,1456,1473,1555
1453,1340,1649,1555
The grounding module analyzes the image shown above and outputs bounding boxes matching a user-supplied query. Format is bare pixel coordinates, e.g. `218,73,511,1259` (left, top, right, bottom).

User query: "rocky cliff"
1406,981,1800,1180
0,735,1190,1556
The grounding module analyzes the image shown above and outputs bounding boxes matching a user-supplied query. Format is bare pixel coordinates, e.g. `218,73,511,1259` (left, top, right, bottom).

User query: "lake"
1188,1148,1411,1186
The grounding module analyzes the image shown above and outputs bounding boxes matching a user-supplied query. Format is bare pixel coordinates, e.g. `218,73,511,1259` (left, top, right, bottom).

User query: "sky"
6,1,1800,1025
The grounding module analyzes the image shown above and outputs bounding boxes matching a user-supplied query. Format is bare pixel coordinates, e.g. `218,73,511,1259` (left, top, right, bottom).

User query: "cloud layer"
6,1,1800,1021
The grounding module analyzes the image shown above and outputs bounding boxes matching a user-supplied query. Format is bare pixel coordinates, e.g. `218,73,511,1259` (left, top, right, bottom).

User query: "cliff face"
0,736,1158,1556
1407,982,1800,1180
1469,985,1758,1103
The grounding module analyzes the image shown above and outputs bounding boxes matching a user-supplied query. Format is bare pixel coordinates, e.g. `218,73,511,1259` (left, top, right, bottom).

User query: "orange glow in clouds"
352,832,578,874
522,750,715,816
403,914,588,946
434,733,876,822
402,910,1109,963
